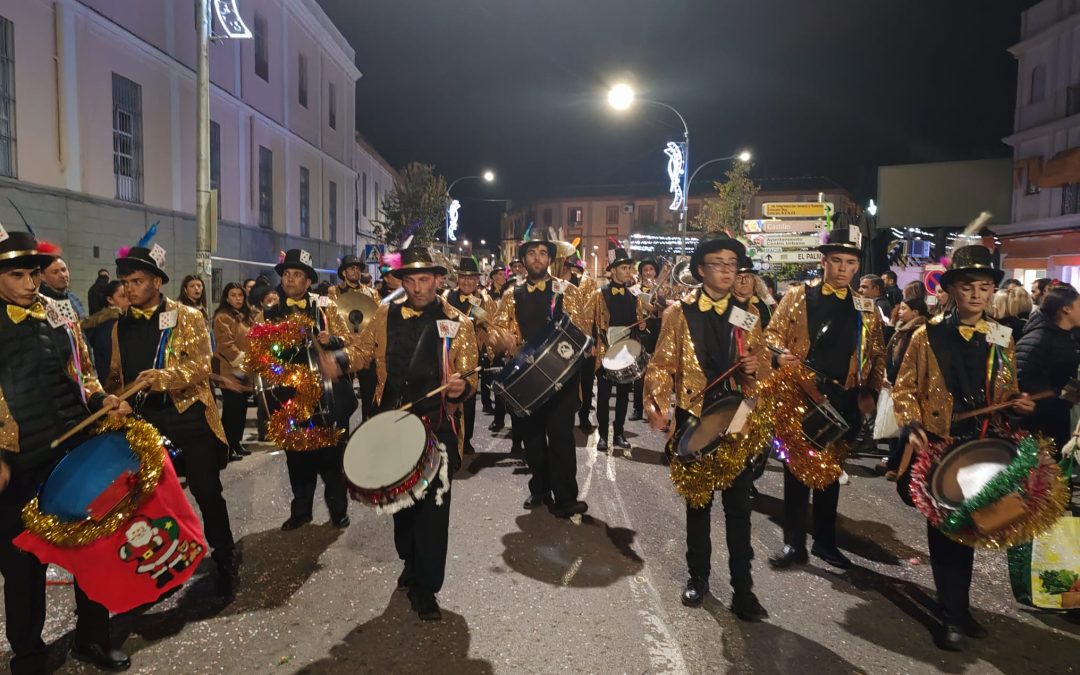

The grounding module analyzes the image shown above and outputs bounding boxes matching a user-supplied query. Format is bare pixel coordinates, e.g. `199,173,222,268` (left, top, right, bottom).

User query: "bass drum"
493,314,592,417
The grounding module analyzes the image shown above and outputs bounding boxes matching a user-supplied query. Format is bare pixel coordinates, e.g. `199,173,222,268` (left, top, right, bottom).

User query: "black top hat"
456,256,481,276
690,238,746,282
817,226,863,256
389,244,448,279
517,227,556,261
607,248,633,271
637,258,660,274
275,249,318,283
116,246,169,283
0,231,57,271
940,245,1003,287
737,254,756,274
490,263,506,275
338,254,363,277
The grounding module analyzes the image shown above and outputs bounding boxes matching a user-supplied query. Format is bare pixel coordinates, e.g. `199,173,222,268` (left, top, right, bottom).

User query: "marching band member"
567,254,598,433
342,243,478,621
631,257,662,421
262,249,357,531
592,248,647,451
644,238,769,620
765,227,885,571
337,254,379,301
489,236,590,517
732,256,773,330
443,257,497,455
0,231,132,674
376,266,402,299
892,244,1033,651
109,242,240,597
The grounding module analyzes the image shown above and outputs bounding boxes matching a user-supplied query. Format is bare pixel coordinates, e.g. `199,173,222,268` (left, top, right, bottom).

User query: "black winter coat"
1016,309,1080,449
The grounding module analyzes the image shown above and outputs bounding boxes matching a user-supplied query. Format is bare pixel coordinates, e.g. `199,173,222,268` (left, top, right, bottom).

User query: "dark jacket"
1016,309,1080,449
87,276,110,315
884,316,926,385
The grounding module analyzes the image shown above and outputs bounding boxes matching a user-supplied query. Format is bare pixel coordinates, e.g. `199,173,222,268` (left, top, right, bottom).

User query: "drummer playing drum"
644,237,769,621
892,243,1035,651
338,241,478,622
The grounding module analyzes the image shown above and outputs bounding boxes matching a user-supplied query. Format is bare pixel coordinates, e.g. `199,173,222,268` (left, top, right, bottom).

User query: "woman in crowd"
213,282,254,461
179,274,209,317
877,295,932,477
80,280,129,372
989,285,1032,337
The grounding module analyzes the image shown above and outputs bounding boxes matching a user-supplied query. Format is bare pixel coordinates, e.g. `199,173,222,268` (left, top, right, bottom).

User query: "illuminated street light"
607,83,635,111
738,150,752,163
482,170,496,183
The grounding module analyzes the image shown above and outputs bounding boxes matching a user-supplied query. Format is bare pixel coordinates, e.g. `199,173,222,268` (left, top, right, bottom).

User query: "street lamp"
446,170,497,246
685,151,753,194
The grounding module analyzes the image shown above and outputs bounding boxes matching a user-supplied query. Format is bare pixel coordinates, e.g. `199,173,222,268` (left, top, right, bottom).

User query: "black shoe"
936,623,965,651
523,494,548,510
959,614,988,639
768,545,808,569
596,437,608,451
811,543,852,570
281,515,312,531
578,417,593,433
331,514,350,529
613,433,630,449
216,560,240,598
681,578,708,607
731,592,768,622
235,443,252,456
411,592,442,621
552,500,588,518
228,448,244,462
397,569,412,592
488,420,504,432
71,643,131,672
629,410,644,421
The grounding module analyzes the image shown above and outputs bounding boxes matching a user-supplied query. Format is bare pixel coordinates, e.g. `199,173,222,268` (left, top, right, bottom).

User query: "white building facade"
0,0,392,297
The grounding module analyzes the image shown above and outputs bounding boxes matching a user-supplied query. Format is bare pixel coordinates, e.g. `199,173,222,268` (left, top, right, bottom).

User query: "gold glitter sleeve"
488,290,522,353
150,304,213,392
998,337,1020,401
447,305,480,393
562,283,587,333
322,298,352,341
764,285,799,352
744,304,770,395
644,302,683,419
73,324,105,398
892,325,928,429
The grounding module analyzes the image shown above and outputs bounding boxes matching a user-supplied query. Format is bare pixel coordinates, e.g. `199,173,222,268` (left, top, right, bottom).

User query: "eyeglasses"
701,262,738,273
735,273,753,282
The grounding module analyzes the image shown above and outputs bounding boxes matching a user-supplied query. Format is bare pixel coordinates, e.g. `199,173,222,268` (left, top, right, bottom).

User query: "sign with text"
743,219,828,234
761,202,834,218
747,232,823,249
753,250,823,264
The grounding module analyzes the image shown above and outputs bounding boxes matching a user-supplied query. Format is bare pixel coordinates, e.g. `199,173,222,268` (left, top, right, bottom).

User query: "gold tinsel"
755,364,849,490
21,416,165,547
668,400,774,508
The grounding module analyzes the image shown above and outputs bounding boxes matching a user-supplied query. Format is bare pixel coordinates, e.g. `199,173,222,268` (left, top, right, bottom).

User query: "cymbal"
336,292,378,333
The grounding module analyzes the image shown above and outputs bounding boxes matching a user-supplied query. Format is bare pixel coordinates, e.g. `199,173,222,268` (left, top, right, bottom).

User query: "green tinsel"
941,435,1040,534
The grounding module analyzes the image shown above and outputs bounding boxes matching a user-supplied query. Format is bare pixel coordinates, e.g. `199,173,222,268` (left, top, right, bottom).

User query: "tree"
689,160,759,237
373,162,450,246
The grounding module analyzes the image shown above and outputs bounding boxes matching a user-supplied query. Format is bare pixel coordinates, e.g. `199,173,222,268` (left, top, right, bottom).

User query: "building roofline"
354,132,400,180
1008,9,1080,57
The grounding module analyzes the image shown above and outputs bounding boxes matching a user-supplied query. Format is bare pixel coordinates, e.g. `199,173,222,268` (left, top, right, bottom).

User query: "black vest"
382,302,445,416
683,296,737,403
804,285,859,384
514,279,563,344
604,284,637,327
926,314,990,438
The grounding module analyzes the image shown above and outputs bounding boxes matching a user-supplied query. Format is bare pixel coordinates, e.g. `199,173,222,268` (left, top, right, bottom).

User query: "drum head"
40,432,139,522
929,438,1017,509
603,339,642,370
678,396,743,461
344,411,428,489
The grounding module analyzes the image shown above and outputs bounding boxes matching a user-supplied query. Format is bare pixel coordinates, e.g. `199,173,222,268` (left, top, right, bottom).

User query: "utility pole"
195,0,212,280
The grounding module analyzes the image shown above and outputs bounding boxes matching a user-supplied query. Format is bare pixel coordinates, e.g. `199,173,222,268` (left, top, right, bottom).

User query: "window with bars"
328,180,337,243
210,120,221,221
1062,183,1080,215
0,16,15,178
258,146,272,228
328,83,337,130
606,205,619,224
299,166,310,237
112,74,143,203
298,53,308,108
254,14,268,82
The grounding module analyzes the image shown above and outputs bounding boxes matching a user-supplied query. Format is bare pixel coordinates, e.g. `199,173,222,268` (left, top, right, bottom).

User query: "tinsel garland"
753,364,848,490
910,432,1069,549
245,315,344,452
668,401,773,508
21,417,165,547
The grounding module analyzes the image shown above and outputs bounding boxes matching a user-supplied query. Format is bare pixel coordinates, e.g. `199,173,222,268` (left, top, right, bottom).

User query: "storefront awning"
1035,148,1080,188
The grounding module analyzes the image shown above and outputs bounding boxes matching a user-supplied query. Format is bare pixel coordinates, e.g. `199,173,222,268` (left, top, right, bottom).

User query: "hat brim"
817,244,862,257
638,259,660,272
456,270,482,277
275,262,318,283
116,257,170,283
939,266,1004,289
690,239,747,282
0,252,58,271
606,258,634,272
389,263,448,279
518,241,557,261
337,262,363,276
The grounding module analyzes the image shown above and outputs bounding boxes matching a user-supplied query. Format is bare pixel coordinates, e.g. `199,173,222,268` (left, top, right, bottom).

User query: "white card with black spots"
0,224,8,243
149,243,167,267
629,285,641,297
853,296,874,312
53,300,78,325
729,305,759,331
299,249,313,267
316,295,331,308
639,292,653,305
986,323,1012,347
437,319,460,339
551,278,569,294
159,309,178,330
45,303,67,328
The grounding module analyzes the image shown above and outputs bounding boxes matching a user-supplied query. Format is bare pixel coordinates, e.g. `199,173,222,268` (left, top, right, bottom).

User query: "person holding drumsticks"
443,256,497,455
644,237,768,620
0,231,133,673
488,234,590,518
765,226,886,572
892,244,1035,651
340,242,478,621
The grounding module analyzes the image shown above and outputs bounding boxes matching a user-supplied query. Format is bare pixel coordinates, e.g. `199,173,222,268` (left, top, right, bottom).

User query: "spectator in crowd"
40,255,86,319
179,274,208,318
86,268,111,314
859,274,894,340
1017,283,1080,451
213,282,254,462
80,280,129,373
248,276,278,320
989,285,1032,337
1031,277,1052,306
1001,278,1023,290
881,270,902,307
876,296,931,477
243,278,256,296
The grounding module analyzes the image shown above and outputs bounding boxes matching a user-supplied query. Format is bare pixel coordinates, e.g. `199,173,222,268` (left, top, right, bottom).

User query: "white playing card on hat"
299,250,313,266
149,243,167,267
0,224,9,243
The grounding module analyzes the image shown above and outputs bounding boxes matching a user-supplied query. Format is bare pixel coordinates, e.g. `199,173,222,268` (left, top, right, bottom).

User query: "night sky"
316,0,1037,244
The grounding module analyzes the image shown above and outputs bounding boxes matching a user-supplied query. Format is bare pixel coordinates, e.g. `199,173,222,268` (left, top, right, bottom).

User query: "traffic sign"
924,269,944,294
363,244,384,264
754,250,822,264
747,232,823,249
743,219,828,234
761,202,834,218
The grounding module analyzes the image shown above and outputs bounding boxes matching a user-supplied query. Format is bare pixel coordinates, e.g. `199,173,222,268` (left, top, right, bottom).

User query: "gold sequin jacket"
891,317,1018,439
591,286,651,371
764,283,886,392
487,278,589,356
644,290,771,419
106,297,227,445
443,288,499,359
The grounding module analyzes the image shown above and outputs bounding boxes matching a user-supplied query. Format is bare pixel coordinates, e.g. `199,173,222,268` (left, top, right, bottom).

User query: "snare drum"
493,313,592,417
254,344,336,427
343,411,445,512
797,379,850,450
39,432,140,522
669,395,746,464
602,338,648,384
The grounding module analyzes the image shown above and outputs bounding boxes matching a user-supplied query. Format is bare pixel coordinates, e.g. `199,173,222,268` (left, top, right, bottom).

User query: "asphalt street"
2,400,1078,674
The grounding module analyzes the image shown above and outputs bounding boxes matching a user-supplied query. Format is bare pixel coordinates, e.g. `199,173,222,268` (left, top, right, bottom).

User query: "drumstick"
765,344,841,386
952,390,1055,421
398,366,482,412
50,381,149,449
687,361,745,406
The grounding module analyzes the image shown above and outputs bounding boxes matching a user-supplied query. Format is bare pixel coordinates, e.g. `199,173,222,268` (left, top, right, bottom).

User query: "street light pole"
445,171,495,253
195,0,212,280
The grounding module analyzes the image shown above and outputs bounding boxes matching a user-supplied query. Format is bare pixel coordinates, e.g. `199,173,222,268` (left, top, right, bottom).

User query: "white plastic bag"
873,387,899,439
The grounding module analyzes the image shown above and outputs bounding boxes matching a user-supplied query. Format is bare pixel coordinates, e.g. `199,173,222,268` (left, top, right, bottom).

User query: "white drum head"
603,339,642,370
344,411,427,489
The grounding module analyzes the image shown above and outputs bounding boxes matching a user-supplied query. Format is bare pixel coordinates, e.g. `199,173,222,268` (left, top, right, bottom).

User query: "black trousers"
632,377,645,415
357,367,378,422
286,443,348,521
596,371,631,435
462,393,476,447
579,360,595,423
0,501,111,675
676,409,754,593
220,389,248,450
927,522,974,622
480,361,493,409
519,370,581,508
393,426,457,598
782,464,840,550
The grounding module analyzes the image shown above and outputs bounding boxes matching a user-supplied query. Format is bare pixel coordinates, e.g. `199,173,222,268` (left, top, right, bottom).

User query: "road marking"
578,429,599,501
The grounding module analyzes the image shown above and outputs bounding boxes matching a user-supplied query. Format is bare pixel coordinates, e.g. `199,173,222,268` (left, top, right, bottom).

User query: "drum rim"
672,394,745,463
343,411,430,491
927,437,1018,510
494,316,591,415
